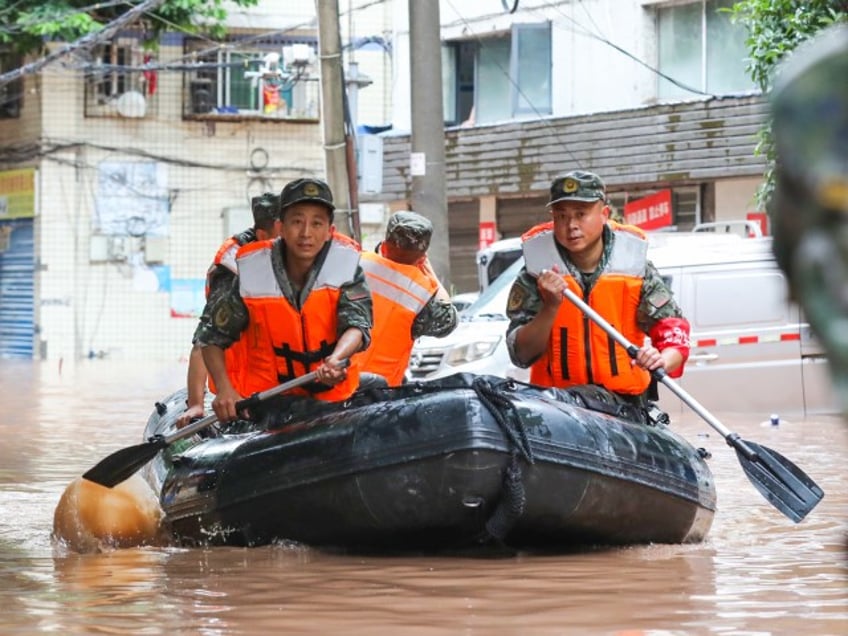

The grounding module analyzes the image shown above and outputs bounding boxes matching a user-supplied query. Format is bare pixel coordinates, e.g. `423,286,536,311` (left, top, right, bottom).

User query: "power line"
532,0,715,97
442,0,584,170
0,0,170,88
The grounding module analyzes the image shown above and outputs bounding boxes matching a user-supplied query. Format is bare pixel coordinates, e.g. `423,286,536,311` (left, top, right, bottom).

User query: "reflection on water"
0,360,846,634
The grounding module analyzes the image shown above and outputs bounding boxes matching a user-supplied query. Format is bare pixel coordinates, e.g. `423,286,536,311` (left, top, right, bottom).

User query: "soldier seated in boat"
195,177,373,422
177,192,282,428
505,170,691,414
357,211,458,387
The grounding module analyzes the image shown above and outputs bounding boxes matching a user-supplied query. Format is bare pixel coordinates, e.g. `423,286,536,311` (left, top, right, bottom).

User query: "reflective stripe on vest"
360,253,435,314
358,252,438,386
522,222,648,278
522,224,651,394
235,237,361,401
207,235,249,392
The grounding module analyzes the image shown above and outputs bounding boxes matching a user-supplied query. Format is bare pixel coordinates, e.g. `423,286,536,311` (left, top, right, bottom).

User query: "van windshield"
462,256,525,322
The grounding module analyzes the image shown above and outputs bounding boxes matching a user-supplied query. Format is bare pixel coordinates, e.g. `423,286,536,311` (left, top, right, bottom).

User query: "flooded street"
0,359,845,635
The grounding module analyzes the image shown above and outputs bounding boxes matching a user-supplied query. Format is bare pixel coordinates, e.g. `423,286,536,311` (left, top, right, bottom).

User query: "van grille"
407,349,445,378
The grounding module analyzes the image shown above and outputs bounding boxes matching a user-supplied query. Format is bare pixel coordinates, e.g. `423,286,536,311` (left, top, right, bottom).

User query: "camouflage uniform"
192,193,278,344
382,211,458,339
770,23,848,411
505,171,686,369
195,180,372,351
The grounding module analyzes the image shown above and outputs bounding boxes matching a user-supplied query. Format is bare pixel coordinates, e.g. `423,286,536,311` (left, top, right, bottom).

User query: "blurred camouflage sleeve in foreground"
770,23,848,410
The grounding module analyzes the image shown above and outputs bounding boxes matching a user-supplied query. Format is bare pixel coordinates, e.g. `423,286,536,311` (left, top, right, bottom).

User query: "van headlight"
444,336,502,366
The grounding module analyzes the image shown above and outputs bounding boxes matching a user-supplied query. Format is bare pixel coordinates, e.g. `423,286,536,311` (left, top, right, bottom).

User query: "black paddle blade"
734,439,825,523
82,439,167,488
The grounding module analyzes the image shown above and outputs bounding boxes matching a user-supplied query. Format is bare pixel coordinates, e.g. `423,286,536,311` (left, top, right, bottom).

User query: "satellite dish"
116,91,147,118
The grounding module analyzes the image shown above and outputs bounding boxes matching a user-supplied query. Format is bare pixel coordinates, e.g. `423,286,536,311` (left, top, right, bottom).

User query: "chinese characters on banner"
624,189,673,231
479,221,497,250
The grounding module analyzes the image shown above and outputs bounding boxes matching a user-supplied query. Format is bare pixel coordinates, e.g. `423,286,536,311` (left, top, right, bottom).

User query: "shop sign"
623,189,673,230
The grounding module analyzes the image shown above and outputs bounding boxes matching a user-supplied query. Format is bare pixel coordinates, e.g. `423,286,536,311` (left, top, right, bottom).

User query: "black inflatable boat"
142,374,716,550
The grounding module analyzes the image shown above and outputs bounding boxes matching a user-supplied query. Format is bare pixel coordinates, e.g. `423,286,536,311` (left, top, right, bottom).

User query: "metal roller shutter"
447,200,479,293
0,220,35,359
496,195,549,239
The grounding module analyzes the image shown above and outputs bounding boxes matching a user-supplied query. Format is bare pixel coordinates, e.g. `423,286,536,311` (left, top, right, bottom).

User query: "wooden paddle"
561,287,824,523
83,369,326,488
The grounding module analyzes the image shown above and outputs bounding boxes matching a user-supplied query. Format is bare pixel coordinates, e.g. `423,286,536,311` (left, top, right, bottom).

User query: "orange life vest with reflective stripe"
356,250,439,386
206,236,241,297
521,221,651,394
206,234,250,395
234,235,362,401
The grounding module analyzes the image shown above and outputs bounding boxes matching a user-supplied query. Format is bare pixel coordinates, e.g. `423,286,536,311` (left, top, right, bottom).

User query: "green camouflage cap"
385,211,433,252
279,178,335,217
547,170,606,206
251,192,280,224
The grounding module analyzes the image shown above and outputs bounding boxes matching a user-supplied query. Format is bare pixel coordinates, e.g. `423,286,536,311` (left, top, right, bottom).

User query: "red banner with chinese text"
478,221,496,250
623,189,673,231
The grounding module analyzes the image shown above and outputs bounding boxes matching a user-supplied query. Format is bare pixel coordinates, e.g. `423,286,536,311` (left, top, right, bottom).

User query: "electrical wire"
442,0,584,170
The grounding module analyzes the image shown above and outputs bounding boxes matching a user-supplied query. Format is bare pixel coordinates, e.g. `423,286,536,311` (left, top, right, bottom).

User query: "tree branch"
0,0,169,88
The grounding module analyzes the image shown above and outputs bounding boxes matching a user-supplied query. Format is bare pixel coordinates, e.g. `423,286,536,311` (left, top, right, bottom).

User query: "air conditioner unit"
283,44,314,69
190,79,214,114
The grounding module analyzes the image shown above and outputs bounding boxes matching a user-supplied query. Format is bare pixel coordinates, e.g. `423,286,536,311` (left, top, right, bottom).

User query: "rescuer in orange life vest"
195,177,373,422
177,192,282,428
357,211,458,387
505,170,691,410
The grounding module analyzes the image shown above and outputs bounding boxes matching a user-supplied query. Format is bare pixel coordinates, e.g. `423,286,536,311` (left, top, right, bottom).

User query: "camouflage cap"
547,170,606,206
279,178,335,216
251,192,280,224
385,211,433,252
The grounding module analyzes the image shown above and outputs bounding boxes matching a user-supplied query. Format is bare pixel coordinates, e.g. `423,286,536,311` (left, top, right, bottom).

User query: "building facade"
0,2,394,361
364,0,769,292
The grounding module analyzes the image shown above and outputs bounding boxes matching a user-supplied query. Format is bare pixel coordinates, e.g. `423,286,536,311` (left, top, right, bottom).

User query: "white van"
407,233,837,417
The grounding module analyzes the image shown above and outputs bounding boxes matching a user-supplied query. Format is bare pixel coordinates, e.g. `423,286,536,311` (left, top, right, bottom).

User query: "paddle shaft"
83,364,347,488
163,369,323,445
560,287,757,458
560,287,824,522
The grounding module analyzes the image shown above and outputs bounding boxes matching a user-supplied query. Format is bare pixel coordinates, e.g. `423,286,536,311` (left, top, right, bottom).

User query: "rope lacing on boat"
472,377,535,464
472,377,535,544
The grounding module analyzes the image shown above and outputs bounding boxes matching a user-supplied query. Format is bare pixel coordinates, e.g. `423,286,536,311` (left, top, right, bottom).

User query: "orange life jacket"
356,250,439,386
521,221,651,394
206,236,242,297
234,235,362,401
206,234,250,395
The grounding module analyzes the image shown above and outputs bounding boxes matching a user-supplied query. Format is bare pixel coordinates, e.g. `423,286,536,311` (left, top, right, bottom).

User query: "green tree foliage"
727,0,847,207
0,0,259,56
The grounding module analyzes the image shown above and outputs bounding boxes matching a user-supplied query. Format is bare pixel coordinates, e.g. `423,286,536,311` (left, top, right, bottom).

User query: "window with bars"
83,39,156,118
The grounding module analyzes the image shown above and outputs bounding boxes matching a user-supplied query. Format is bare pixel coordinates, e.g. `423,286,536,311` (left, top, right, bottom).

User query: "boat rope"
471,377,535,543
472,377,535,464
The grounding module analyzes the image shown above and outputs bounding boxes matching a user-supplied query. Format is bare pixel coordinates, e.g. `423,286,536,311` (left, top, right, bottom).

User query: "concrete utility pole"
315,0,355,238
409,0,451,288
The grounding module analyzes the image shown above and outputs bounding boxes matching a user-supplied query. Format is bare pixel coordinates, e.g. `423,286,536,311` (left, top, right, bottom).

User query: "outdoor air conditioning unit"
190,79,214,114
283,44,314,69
